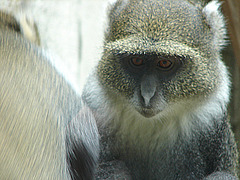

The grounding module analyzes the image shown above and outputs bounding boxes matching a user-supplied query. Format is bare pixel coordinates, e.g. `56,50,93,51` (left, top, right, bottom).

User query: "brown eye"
157,59,173,69
130,57,144,66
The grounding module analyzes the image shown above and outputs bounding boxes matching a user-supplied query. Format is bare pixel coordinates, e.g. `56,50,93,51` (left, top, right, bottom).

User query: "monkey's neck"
83,71,229,155
99,91,227,156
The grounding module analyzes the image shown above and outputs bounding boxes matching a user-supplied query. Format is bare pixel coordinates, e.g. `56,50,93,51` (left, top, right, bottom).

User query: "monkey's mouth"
138,108,159,118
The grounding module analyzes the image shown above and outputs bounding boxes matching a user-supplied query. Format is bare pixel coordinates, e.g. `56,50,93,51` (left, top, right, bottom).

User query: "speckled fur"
82,0,238,179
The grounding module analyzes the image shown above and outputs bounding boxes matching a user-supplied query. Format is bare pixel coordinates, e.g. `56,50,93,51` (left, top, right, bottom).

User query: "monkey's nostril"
140,75,157,107
140,92,154,107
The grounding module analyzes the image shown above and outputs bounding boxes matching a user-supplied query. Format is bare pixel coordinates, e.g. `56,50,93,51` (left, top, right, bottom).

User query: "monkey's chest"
98,112,208,180
106,135,207,180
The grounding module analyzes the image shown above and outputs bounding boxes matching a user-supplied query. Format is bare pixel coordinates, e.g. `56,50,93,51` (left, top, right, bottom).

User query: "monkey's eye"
130,57,144,67
157,59,173,70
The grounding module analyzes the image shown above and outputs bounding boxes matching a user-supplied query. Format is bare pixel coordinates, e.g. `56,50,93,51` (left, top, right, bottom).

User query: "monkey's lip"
138,108,159,118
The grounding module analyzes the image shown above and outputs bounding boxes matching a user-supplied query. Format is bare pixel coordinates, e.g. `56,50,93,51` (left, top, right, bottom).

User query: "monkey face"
118,53,183,118
95,0,227,119
98,37,220,118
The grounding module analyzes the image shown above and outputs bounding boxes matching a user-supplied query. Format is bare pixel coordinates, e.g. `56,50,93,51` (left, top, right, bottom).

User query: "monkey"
0,11,99,179
66,105,99,180
81,0,239,179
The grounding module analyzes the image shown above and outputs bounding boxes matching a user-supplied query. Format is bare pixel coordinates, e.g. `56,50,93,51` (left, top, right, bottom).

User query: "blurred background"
0,0,114,94
1,0,239,162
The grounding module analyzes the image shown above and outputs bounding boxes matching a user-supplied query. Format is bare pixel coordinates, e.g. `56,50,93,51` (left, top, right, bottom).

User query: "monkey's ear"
0,11,40,45
202,1,226,52
19,15,41,45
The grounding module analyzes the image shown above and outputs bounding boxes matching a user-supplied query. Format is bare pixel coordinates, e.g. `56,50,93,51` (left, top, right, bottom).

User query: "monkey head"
97,0,229,119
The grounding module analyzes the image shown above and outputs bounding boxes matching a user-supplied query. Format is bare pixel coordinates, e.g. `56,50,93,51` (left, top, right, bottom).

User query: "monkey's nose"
140,75,157,107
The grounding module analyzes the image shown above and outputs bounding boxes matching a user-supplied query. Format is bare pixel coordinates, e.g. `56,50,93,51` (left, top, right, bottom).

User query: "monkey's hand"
95,160,132,180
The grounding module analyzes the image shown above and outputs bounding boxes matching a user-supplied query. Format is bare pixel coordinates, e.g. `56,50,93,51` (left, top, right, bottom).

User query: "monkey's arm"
201,116,238,179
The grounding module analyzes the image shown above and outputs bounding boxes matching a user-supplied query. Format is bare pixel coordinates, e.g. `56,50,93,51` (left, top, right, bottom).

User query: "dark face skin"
119,53,184,117
120,53,183,83
98,45,218,118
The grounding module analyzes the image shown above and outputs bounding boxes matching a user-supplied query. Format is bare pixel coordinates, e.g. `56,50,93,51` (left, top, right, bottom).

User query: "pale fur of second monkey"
0,12,99,179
